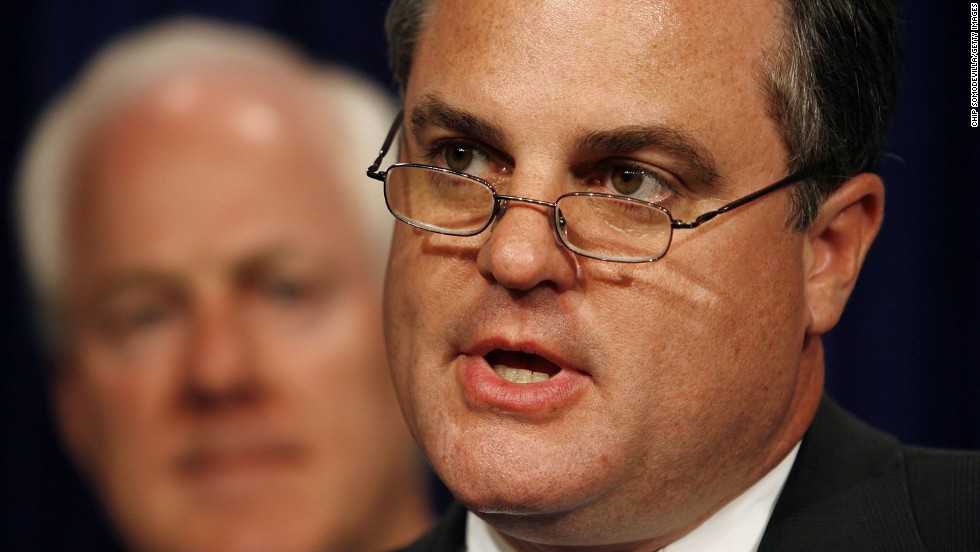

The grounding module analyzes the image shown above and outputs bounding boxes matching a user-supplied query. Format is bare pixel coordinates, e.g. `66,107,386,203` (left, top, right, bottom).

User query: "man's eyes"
249,268,346,313
593,162,678,204
260,277,317,303
420,139,682,206
426,140,497,178
96,296,181,342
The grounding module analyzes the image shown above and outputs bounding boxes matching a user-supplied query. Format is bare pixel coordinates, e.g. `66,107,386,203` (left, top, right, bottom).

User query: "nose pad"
494,197,511,221
554,207,568,235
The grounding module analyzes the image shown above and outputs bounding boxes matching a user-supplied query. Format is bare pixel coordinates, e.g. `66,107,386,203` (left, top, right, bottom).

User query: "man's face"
385,0,823,546
57,72,412,552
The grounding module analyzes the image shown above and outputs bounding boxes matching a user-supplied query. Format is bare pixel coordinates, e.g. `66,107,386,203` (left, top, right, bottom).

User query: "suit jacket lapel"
758,396,926,552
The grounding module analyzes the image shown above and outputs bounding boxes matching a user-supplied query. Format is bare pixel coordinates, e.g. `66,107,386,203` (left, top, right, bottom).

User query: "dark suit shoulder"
760,396,980,552
394,501,467,552
902,446,980,552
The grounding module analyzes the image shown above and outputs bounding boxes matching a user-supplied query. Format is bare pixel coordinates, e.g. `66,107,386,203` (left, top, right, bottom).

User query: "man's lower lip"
457,354,587,413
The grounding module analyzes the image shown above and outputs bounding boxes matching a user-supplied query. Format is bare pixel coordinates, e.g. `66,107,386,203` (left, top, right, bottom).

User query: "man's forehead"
420,0,784,50
406,0,789,180
411,0,786,107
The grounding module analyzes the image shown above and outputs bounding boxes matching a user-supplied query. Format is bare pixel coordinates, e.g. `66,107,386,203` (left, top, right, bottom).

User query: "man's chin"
134,506,325,552
442,460,595,520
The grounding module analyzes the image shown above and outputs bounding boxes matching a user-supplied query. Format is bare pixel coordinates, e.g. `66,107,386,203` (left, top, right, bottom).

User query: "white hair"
15,17,396,354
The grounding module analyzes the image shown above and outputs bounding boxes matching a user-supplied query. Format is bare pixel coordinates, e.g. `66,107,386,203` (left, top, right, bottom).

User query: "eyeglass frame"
367,111,814,263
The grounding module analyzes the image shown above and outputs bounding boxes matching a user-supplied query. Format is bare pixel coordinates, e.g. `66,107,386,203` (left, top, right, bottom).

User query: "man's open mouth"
486,349,561,384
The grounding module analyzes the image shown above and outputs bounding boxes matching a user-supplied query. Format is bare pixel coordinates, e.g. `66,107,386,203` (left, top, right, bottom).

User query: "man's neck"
467,443,801,552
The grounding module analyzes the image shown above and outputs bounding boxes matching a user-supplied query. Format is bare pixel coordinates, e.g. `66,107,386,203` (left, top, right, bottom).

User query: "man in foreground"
369,0,980,549
17,18,432,552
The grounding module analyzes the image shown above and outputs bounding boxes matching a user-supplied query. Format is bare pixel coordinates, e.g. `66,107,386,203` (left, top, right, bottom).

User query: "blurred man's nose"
182,297,260,409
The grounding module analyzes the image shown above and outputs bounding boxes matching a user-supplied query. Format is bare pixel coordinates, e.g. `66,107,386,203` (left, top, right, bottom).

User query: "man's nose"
183,299,259,407
476,195,577,292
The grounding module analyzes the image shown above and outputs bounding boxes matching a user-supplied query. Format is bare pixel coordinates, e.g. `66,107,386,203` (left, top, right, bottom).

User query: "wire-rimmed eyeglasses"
367,112,810,263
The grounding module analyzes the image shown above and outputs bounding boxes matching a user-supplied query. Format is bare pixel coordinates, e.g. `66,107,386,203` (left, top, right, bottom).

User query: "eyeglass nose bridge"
490,193,566,244
494,194,558,213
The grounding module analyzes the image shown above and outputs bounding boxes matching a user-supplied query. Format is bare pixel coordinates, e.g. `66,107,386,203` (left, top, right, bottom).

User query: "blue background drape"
2,2,977,549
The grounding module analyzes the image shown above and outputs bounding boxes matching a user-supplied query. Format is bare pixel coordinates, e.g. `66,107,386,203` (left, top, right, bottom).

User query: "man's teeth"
494,365,551,384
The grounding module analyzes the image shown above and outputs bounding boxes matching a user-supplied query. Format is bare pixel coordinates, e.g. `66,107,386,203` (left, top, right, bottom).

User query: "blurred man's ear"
52,363,95,475
803,172,885,335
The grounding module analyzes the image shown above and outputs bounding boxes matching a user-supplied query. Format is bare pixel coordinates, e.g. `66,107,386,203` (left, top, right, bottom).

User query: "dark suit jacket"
397,397,980,551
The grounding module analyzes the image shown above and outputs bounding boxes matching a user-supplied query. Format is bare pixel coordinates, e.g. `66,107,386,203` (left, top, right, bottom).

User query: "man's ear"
803,172,884,335
51,362,95,475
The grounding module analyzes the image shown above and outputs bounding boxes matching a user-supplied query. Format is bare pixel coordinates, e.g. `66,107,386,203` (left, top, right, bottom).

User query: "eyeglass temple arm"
670,169,811,229
367,110,405,181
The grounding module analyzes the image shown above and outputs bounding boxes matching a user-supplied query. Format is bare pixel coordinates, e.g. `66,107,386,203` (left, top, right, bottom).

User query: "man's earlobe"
52,364,94,474
803,172,885,335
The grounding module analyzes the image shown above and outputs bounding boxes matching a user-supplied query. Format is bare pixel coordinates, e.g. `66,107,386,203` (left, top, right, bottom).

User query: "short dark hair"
384,0,902,229
763,0,902,228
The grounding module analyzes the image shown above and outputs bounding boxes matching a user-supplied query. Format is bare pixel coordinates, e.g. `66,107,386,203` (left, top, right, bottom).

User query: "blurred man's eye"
127,303,171,327
96,296,180,344
250,268,342,311
264,278,312,303
240,261,348,332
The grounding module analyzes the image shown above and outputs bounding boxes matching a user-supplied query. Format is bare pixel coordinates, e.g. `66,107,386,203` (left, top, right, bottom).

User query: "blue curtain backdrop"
1,1,977,549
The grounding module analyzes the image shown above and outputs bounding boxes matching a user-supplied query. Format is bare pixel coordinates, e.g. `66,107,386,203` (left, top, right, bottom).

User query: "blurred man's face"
57,72,412,552
385,0,824,547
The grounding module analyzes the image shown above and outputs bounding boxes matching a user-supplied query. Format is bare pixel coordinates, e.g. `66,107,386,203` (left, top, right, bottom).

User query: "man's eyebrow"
85,271,184,315
234,245,296,271
409,96,719,188
92,247,301,300
576,126,720,189
410,95,505,147
96,272,180,296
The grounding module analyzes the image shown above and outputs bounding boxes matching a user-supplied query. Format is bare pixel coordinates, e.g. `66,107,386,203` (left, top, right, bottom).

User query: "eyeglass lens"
384,165,673,262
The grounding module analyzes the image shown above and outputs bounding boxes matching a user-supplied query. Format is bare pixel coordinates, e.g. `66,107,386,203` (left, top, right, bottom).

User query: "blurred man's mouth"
178,433,307,484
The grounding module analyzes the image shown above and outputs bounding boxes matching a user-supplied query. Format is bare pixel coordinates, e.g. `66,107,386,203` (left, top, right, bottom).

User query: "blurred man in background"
16,18,432,552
